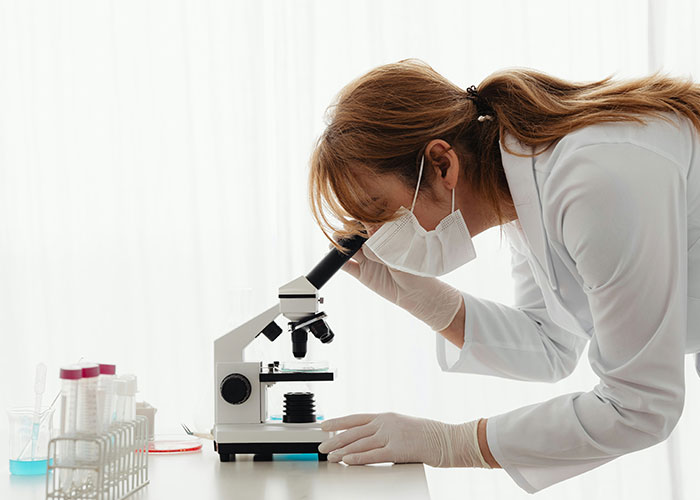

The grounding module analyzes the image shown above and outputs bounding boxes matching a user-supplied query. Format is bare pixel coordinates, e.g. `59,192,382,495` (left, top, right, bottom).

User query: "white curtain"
1,0,697,498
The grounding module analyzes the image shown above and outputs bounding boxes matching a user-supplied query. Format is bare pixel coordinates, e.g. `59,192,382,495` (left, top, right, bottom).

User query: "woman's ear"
425,139,459,191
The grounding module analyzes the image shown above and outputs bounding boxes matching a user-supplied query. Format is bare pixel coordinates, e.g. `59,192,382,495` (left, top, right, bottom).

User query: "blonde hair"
309,59,700,249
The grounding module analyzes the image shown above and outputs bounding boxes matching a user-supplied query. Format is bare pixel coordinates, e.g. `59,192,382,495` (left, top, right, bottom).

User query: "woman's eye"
373,205,388,216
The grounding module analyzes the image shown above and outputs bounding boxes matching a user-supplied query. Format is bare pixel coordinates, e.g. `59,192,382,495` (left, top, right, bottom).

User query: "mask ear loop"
410,154,425,213
451,186,455,213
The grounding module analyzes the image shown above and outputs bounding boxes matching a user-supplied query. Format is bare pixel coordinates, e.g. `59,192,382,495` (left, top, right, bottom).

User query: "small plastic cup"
7,406,55,475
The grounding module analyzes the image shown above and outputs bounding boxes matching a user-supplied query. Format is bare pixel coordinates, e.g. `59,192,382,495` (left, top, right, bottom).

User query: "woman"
310,59,700,493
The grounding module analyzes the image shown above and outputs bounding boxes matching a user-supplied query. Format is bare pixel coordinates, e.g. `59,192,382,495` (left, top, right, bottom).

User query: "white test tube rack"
45,416,149,500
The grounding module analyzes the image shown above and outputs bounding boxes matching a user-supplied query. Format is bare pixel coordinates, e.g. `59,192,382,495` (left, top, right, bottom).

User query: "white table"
2,438,431,500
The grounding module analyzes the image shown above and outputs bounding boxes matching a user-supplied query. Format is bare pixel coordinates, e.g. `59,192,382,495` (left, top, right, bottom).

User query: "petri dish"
148,434,202,454
279,360,329,372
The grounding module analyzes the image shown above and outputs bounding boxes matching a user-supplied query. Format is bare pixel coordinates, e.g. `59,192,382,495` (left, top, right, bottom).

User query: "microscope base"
214,441,328,462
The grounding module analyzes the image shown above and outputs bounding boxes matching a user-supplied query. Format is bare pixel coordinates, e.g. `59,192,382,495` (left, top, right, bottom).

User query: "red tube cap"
99,363,116,375
60,366,83,380
81,364,100,378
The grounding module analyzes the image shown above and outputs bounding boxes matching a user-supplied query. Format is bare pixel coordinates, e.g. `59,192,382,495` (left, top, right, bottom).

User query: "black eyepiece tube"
305,234,367,290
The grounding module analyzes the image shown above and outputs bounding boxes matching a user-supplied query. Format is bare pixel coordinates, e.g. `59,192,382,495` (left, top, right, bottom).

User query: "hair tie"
465,85,494,122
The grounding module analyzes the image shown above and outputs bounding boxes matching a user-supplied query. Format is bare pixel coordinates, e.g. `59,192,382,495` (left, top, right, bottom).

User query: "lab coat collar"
499,132,559,290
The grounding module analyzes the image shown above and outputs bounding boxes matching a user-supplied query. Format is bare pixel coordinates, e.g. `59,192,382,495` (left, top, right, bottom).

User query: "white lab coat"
436,111,700,492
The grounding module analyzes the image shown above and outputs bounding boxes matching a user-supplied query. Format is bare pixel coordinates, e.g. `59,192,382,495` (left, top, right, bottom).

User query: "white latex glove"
338,245,463,332
318,412,491,468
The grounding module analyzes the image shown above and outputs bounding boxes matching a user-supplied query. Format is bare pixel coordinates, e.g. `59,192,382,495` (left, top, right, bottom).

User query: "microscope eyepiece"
305,234,367,290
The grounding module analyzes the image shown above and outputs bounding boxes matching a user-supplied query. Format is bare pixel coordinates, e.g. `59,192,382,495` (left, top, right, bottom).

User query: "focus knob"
220,373,251,405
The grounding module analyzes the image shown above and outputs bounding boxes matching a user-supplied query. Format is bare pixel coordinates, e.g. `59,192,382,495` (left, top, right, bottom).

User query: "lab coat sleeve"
486,143,688,493
435,232,587,382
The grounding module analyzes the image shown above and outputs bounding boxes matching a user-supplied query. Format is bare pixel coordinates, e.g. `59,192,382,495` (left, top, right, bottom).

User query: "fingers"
341,260,361,279
329,240,366,279
351,247,367,263
342,447,393,465
318,423,375,454
328,239,366,261
327,435,383,463
320,413,377,432
361,245,384,264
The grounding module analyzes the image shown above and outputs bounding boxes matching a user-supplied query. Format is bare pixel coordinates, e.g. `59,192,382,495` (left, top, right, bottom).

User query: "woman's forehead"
353,167,410,203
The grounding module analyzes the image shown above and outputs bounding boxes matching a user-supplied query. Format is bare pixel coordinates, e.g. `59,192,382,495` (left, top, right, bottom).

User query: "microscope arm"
214,303,280,363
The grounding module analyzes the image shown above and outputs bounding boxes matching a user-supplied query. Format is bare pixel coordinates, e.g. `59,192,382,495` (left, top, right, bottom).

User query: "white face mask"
365,154,477,277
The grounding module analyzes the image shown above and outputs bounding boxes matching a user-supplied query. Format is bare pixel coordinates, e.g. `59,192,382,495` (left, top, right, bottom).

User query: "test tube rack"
45,416,149,500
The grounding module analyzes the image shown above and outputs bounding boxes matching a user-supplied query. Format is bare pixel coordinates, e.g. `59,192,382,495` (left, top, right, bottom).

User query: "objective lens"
309,319,334,344
291,329,308,359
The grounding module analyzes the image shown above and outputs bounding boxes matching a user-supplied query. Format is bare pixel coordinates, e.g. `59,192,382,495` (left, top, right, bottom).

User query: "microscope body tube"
305,234,367,290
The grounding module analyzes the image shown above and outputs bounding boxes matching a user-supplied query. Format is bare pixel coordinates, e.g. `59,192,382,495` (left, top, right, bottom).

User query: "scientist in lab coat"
309,59,700,493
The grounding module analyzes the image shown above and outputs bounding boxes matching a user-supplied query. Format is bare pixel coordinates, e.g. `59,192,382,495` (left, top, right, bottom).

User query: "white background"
1,0,699,498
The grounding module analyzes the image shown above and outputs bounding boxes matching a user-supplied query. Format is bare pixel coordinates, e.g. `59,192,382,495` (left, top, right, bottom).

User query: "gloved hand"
317,412,491,468
337,244,463,332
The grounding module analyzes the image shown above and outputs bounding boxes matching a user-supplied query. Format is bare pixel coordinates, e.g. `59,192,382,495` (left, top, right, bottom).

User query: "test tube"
77,364,99,435
96,363,116,433
58,365,81,491
115,375,137,422
113,379,126,423
76,363,99,485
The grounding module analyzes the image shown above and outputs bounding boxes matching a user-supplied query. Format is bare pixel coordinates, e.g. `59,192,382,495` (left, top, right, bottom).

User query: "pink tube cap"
99,363,116,375
81,364,100,378
60,366,83,380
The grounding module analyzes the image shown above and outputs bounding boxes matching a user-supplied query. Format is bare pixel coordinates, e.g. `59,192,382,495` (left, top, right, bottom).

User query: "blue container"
7,407,55,475
9,458,52,475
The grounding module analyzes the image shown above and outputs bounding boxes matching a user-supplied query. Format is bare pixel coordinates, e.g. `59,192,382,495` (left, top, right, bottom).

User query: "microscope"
213,234,366,462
